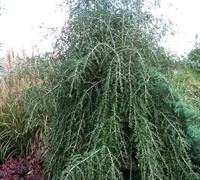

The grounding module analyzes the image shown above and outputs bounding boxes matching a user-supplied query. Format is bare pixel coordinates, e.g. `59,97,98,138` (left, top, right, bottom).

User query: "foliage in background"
188,47,200,64
0,51,29,162
0,51,49,163
172,62,200,172
173,66,200,109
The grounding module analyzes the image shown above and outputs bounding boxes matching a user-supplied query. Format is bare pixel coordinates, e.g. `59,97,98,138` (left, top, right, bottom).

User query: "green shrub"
44,1,198,179
1,1,199,179
172,64,200,172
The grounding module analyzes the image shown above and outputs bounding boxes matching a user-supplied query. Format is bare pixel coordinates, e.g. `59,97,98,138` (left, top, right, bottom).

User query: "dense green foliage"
0,0,200,180
43,0,198,179
172,65,200,172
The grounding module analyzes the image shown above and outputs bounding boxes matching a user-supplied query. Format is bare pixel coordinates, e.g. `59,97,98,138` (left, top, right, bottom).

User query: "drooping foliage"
43,0,198,179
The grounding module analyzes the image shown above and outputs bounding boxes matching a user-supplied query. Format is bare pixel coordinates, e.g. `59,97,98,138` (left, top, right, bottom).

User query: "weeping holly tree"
46,0,199,179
